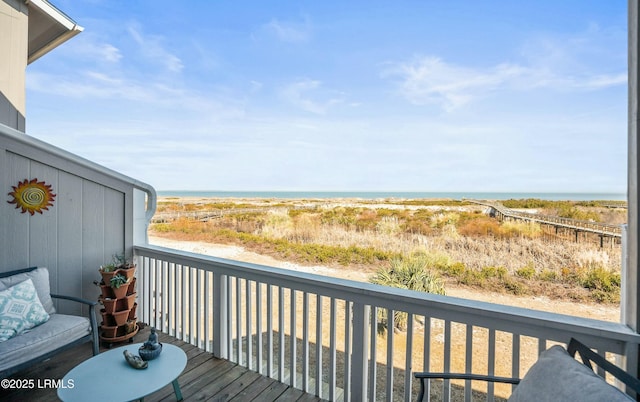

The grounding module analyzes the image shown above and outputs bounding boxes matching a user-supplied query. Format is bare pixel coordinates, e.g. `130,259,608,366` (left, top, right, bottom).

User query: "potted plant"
98,262,118,283
101,297,117,314
113,254,136,280
100,254,136,281
96,254,139,345
110,273,130,299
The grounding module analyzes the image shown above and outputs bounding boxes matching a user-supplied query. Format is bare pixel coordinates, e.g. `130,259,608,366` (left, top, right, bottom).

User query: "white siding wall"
0,124,155,315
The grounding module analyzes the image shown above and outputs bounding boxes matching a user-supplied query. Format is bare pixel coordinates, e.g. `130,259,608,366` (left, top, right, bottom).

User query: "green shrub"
371,255,446,332
444,262,466,276
557,205,600,222
516,263,536,279
580,266,620,293
538,269,558,282
480,266,507,280
503,279,526,295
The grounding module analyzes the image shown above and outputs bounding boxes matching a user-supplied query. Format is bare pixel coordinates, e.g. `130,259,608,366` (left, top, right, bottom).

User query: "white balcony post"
626,0,640,386
351,302,370,401
213,272,228,359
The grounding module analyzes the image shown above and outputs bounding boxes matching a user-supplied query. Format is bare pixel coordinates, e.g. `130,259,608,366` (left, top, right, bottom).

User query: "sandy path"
148,236,619,322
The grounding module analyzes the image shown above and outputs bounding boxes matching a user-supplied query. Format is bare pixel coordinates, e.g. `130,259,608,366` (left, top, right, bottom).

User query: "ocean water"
157,190,626,201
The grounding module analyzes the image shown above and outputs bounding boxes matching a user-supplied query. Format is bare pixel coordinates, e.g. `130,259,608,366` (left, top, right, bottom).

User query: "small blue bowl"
138,343,162,361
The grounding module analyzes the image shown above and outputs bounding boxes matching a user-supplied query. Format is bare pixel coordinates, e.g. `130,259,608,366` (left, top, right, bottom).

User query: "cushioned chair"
414,338,640,401
0,267,99,379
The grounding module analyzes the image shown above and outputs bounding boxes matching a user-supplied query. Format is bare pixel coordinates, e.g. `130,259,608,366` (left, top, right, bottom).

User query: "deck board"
0,325,327,402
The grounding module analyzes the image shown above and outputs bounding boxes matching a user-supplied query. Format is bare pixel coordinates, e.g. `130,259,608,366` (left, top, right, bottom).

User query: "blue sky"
25,1,627,192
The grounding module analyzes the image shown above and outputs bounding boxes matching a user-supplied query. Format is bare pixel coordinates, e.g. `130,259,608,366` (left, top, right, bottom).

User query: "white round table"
57,342,187,402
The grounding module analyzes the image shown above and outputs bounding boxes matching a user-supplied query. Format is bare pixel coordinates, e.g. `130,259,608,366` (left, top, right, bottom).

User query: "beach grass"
151,197,624,304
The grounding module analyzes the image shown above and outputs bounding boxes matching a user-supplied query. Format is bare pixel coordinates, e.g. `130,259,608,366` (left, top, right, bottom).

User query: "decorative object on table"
139,327,163,361
123,349,148,369
7,178,56,215
97,255,138,347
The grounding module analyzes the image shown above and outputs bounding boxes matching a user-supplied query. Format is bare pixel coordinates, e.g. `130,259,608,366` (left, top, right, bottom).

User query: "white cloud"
384,25,626,112
579,74,627,89
127,24,184,72
383,57,526,110
27,69,244,122
57,35,122,64
279,79,344,114
384,55,625,111
99,43,122,63
265,18,311,43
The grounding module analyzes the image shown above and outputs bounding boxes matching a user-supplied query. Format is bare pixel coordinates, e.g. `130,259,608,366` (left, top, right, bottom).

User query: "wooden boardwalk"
152,207,284,223
467,199,622,246
0,325,326,402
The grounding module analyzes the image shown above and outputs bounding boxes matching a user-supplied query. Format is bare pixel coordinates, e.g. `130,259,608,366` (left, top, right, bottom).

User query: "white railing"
134,244,640,402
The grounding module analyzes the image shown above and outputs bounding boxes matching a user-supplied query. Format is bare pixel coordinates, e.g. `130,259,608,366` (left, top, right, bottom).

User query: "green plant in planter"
110,273,128,289
113,253,135,269
100,254,135,276
100,263,117,273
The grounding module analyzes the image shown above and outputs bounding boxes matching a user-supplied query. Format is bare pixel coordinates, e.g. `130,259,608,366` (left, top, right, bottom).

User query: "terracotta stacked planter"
99,265,139,345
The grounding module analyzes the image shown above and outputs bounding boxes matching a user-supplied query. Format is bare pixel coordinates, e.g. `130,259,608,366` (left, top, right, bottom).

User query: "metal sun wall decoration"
7,178,56,215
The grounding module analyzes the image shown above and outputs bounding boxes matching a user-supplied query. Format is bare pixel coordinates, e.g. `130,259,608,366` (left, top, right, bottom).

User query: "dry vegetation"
151,198,625,304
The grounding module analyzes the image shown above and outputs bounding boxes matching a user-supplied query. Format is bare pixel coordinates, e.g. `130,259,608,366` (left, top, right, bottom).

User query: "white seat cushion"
0,314,91,372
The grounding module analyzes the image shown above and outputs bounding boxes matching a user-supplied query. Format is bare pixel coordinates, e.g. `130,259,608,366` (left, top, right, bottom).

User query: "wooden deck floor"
0,325,326,402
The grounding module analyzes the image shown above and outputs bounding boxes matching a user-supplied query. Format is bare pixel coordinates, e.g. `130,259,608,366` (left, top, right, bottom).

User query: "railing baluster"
195,268,201,348
160,261,166,335
369,306,378,402
205,271,212,352
443,320,451,402
538,337,547,356
267,284,273,378
329,297,337,402
303,291,309,392
168,262,174,336
141,257,150,325
597,350,606,378
161,261,168,333
190,267,196,345
465,324,473,402
257,281,263,374
344,301,352,402
405,313,414,402
512,333,521,393
291,288,297,388
172,263,179,338
154,259,161,330
181,264,187,342
236,277,242,365
212,271,224,356
386,308,394,402
423,315,431,402
316,294,323,398
352,302,369,402
279,286,285,382
226,275,233,361
247,279,253,371
488,328,496,402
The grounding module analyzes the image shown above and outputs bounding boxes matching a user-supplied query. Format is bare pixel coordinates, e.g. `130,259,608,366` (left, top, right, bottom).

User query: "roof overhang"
26,0,83,64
